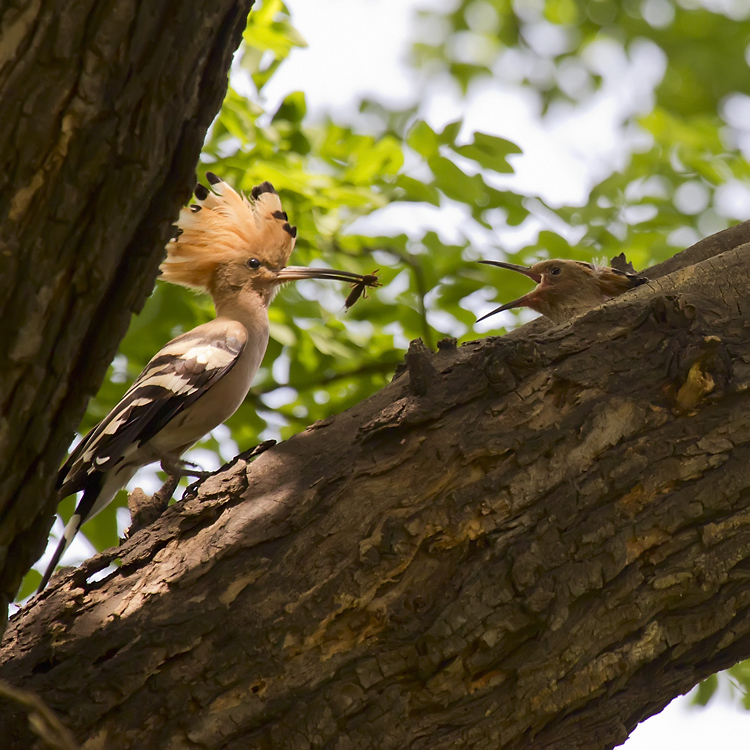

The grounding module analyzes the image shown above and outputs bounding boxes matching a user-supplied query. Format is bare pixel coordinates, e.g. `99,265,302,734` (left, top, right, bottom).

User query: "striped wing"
59,327,246,496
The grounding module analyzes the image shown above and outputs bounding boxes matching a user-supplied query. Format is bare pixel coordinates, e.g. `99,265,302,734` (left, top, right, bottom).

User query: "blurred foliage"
692,662,750,709
21,0,750,632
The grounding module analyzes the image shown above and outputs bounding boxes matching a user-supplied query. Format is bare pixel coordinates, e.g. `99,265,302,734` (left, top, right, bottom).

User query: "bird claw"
160,457,210,480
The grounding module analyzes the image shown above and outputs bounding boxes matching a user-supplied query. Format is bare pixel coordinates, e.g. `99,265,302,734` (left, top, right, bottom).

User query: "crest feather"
575,259,646,296
161,176,297,291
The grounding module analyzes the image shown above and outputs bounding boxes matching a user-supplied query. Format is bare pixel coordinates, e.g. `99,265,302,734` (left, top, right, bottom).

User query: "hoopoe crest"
161,175,297,296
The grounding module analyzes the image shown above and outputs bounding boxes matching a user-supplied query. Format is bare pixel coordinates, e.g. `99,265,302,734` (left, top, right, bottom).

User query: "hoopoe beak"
476,292,538,322
275,266,381,310
476,260,542,323
478,260,543,284
276,266,375,284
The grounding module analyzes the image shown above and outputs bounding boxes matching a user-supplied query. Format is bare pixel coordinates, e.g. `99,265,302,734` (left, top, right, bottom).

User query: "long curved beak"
276,266,381,310
476,292,536,322
478,260,542,284
276,266,376,284
476,260,541,323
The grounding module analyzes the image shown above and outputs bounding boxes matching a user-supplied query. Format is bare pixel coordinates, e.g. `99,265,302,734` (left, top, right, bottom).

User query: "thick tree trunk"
0,0,254,628
1,224,749,749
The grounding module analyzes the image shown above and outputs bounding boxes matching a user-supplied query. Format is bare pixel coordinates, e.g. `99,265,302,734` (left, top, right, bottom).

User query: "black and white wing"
59,324,247,496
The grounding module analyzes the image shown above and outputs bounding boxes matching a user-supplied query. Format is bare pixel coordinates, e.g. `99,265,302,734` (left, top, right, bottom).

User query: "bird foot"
160,457,211,480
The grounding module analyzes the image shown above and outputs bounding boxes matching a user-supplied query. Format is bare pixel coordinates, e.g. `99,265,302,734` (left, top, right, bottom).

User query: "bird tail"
37,504,87,592
37,472,112,592
161,173,297,293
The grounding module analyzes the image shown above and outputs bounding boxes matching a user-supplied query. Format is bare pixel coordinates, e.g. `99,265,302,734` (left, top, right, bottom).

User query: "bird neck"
213,286,270,336
530,283,609,323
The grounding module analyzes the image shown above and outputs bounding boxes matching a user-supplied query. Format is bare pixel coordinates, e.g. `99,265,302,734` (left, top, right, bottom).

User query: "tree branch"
1,224,749,749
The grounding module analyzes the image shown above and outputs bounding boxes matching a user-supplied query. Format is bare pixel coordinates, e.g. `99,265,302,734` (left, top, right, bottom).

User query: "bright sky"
263,0,750,747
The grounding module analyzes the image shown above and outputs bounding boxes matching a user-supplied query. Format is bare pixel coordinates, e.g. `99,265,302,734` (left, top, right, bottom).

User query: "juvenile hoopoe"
39,174,379,592
477,259,647,325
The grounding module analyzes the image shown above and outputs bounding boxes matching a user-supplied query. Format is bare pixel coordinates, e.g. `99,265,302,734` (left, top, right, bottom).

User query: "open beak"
476,293,537,322
476,260,541,323
478,260,542,284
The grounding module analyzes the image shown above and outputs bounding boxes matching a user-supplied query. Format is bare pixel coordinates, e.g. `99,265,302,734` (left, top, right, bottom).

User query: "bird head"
161,175,379,307
477,258,646,324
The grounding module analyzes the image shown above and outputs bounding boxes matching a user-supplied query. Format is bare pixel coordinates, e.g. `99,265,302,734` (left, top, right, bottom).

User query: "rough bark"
1,224,750,749
0,0,254,628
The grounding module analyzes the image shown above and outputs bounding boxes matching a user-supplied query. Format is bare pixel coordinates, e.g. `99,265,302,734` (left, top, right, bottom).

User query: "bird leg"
125,459,210,538
160,456,211,480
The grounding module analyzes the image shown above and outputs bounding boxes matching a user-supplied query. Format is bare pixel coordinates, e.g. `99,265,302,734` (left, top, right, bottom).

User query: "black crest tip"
205,172,221,185
194,183,209,201
251,181,277,199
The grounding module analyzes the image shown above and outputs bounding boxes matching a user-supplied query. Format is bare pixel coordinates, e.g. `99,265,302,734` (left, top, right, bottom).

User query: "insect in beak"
275,266,381,309
345,271,381,311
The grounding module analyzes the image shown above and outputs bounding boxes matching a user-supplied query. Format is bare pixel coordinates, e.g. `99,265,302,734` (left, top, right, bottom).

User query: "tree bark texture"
1,224,750,749
0,0,254,626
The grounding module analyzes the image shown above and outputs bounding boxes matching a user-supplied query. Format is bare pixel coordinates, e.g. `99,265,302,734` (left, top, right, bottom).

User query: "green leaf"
273,91,307,124
407,120,440,158
395,175,440,205
692,674,719,706
451,132,522,174
428,155,484,203
438,119,463,144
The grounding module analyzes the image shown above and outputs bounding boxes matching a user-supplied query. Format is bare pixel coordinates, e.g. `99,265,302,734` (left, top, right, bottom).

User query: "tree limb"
1,224,749,748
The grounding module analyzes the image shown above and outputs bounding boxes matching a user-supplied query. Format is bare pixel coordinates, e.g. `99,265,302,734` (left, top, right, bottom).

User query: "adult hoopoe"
38,174,379,591
477,259,647,325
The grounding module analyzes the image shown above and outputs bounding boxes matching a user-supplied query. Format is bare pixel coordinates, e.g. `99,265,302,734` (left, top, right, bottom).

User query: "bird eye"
246,258,261,270
549,266,561,276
